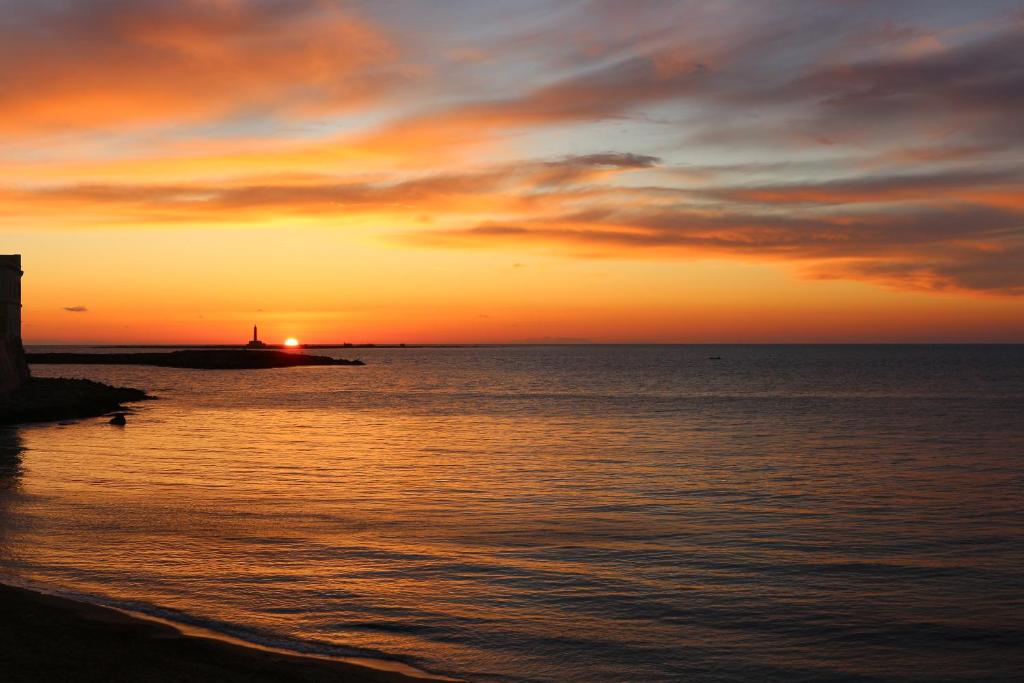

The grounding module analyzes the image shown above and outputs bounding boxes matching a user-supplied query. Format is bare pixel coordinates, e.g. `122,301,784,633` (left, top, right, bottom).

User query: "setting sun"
283,338,299,348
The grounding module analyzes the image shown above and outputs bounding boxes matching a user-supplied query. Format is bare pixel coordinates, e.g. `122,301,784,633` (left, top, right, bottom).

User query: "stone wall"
0,255,28,396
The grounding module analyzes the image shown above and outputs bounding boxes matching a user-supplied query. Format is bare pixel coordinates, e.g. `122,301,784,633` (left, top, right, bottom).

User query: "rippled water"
2,345,1023,682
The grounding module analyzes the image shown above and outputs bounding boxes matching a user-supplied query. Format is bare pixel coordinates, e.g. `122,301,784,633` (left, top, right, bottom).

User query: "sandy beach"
0,583,452,683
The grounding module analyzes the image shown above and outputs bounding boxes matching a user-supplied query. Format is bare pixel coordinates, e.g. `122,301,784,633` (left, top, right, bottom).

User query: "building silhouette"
0,255,28,396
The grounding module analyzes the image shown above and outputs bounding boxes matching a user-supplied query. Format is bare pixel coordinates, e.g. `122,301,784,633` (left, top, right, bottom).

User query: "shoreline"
0,580,458,683
3,375,456,681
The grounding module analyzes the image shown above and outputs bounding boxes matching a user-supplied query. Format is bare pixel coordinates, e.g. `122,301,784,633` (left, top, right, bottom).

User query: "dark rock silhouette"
109,414,127,426
27,350,364,370
0,378,150,425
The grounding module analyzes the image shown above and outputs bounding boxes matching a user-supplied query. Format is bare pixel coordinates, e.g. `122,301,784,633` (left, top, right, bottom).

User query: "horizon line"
22,341,1024,347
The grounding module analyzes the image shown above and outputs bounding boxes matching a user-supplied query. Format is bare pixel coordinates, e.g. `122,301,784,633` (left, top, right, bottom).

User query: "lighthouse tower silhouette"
246,325,268,349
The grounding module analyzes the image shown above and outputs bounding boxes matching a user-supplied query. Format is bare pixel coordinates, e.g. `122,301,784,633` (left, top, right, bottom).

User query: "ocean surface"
2,345,1022,682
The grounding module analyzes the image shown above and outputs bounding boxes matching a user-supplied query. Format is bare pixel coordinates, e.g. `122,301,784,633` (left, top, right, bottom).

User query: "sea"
2,345,1022,682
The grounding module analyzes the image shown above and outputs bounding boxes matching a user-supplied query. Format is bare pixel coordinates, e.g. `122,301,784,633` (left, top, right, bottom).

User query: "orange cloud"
0,0,399,135
5,146,1024,297
410,201,1024,296
0,153,658,223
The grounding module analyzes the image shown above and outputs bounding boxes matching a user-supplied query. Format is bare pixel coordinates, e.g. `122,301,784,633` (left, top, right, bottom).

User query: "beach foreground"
0,584,450,683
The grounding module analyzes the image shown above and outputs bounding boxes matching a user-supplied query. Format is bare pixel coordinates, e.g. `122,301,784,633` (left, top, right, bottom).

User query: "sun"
283,337,300,347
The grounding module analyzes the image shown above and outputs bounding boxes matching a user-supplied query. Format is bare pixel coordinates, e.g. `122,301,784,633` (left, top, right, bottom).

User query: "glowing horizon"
4,1,1024,344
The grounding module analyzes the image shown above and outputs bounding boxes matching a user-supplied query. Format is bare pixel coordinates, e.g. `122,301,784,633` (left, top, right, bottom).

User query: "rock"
0,378,151,425
109,414,127,426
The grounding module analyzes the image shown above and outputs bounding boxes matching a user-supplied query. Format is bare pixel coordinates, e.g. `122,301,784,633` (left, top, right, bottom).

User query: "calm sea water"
2,345,1022,682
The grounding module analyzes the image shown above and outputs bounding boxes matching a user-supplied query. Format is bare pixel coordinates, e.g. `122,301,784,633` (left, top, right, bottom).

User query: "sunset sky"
4,0,1024,344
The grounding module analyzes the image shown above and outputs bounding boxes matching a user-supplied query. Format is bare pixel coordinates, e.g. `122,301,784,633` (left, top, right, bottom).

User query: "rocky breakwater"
27,350,365,370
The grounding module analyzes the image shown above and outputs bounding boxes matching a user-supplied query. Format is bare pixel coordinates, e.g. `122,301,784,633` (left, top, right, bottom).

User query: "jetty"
27,349,364,369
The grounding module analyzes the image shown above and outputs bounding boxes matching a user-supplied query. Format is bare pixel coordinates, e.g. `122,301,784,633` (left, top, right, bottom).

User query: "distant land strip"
27,350,364,370
81,344,469,349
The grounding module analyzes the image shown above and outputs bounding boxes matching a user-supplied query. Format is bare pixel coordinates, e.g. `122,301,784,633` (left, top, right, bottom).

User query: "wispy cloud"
0,0,401,135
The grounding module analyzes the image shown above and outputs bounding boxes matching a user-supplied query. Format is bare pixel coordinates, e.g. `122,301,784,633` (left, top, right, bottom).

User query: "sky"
3,0,1024,344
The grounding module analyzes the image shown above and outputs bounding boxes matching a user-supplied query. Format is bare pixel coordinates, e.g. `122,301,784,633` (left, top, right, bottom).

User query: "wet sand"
0,583,453,683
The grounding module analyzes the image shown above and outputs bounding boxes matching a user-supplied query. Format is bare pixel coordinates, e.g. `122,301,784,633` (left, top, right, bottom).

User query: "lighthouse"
246,325,268,349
